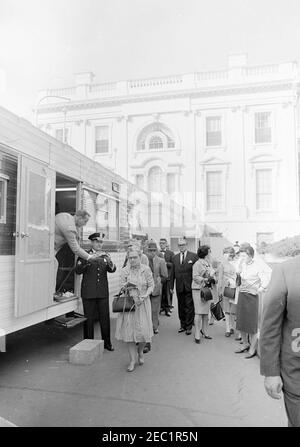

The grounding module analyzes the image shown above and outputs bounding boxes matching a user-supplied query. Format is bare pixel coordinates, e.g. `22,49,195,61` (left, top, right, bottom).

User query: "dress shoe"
194,338,200,344
235,345,250,354
165,311,171,317
225,331,231,337
185,329,192,335
230,328,235,334
104,344,114,351
153,329,159,334
178,327,186,333
201,331,212,339
244,351,257,359
127,363,135,372
235,336,242,341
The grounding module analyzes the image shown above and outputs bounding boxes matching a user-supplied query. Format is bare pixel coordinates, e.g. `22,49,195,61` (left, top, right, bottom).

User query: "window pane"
256,169,272,210
206,171,222,211
95,126,109,153
95,140,109,153
55,128,69,143
207,117,221,132
149,136,163,150
136,174,144,189
27,173,51,259
206,117,222,146
96,194,109,236
108,199,119,240
0,179,6,221
95,126,109,139
255,112,272,143
167,137,175,148
167,173,176,194
82,189,97,242
148,166,163,192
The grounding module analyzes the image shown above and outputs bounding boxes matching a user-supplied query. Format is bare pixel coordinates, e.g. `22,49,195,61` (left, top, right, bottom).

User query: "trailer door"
15,156,55,317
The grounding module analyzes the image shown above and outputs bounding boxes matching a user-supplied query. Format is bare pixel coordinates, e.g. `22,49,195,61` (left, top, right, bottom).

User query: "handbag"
200,286,213,302
223,286,236,300
210,300,225,321
112,290,135,313
236,273,241,287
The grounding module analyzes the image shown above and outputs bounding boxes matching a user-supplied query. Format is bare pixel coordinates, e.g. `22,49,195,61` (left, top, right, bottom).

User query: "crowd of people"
73,228,272,371
55,209,300,426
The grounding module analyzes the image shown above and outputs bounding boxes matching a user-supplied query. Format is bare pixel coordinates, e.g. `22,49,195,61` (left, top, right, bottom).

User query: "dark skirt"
236,291,258,334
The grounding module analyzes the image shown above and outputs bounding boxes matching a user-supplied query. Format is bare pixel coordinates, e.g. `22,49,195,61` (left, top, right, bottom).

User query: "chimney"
228,53,248,68
75,72,95,86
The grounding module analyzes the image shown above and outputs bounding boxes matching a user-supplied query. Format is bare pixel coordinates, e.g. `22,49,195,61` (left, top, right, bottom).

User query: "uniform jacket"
173,251,198,293
75,249,116,299
148,255,168,296
260,256,300,395
159,249,175,287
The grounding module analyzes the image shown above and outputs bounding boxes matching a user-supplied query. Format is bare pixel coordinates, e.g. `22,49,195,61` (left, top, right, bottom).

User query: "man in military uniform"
75,232,116,351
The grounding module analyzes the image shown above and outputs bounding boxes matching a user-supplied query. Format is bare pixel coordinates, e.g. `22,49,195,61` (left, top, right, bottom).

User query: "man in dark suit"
172,237,198,335
143,240,168,354
260,256,300,427
75,232,116,351
159,238,174,316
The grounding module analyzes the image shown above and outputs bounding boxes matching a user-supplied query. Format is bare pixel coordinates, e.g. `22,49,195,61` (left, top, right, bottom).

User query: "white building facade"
35,54,300,252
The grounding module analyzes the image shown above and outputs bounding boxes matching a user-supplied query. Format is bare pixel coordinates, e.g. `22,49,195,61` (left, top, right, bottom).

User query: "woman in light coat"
217,246,238,337
115,246,154,372
192,245,216,343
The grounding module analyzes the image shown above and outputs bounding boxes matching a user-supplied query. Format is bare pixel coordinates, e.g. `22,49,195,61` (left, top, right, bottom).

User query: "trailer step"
54,313,87,328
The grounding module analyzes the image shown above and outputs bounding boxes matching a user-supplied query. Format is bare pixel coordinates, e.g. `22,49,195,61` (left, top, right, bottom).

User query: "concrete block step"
69,339,104,365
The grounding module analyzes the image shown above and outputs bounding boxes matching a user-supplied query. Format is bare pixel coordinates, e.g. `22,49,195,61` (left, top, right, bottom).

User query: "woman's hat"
147,241,157,251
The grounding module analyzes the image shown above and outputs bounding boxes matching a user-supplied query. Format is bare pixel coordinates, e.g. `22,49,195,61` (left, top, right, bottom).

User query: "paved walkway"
0,307,287,427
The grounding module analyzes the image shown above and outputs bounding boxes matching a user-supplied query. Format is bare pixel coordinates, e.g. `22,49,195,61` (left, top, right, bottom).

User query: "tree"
258,235,300,257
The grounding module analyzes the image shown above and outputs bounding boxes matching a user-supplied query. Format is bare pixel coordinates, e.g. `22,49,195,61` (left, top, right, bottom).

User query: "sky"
1,0,300,121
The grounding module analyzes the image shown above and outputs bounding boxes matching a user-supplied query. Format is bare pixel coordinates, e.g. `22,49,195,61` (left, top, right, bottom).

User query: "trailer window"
82,188,119,241
0,176,8,223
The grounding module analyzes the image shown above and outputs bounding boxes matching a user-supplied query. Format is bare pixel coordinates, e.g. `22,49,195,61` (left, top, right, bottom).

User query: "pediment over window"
199,156,230,166
249,154,282,164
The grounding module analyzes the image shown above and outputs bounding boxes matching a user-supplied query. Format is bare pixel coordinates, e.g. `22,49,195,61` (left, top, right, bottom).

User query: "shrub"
258,235,300,257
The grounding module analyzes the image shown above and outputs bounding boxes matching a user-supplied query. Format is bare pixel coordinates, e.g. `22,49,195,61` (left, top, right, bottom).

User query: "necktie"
181,253,184,264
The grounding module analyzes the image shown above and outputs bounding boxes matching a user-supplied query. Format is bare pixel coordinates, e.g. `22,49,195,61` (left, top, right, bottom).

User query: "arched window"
148,166,163,192
137,123,176,152
149,136,163,150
